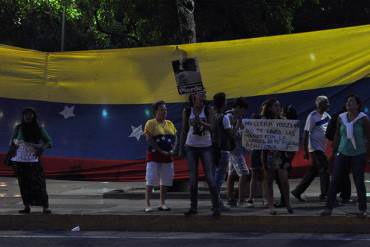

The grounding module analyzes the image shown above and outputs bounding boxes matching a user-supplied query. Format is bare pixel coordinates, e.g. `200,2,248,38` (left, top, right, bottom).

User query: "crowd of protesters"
5,93,370,217
143,92,370,217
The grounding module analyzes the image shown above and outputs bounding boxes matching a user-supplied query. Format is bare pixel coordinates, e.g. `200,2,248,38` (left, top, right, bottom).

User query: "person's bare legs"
146,186,153,208
238,175,247,203
248,170,257,202
277,169,293,213
249,169,264,204
227,174,235,202
263,169,275,214
160,185,167,207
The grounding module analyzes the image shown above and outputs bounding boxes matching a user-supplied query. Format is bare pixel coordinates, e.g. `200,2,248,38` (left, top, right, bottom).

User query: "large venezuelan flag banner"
0,25,369,181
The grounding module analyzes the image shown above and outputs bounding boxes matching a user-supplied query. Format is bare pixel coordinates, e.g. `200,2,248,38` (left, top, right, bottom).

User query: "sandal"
269,209,277,215
158,205,171,211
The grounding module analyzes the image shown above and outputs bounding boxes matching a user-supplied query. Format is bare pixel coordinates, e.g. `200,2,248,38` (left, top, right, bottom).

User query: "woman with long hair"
179,92,221,217
261,99,293,215
275,104,298,208
11,108,52,214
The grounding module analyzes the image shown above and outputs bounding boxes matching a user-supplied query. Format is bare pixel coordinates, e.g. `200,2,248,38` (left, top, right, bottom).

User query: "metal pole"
61,4,66,51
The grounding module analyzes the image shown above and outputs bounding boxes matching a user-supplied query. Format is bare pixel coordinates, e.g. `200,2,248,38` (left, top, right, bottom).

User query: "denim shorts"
229,154,249,177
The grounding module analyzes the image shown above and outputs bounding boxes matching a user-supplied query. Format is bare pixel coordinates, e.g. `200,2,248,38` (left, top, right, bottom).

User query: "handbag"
4,125,21,166
3,144,17,166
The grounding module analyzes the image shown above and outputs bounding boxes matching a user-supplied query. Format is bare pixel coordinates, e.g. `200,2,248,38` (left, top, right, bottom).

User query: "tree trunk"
176,0,196,43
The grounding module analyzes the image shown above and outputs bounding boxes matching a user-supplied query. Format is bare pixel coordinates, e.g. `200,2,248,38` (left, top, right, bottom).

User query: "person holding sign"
274,104,298,208
321,95,370,217
247,112,265,208
261,99,294,215
179,93,221,217
144,101,177,213
291,96,331,202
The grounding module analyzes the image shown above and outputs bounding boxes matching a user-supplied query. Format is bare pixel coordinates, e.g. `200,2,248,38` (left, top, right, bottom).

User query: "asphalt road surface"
0,232,369,247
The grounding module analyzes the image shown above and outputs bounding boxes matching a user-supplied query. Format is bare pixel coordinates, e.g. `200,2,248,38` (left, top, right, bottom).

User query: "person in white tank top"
185,106,212,147
179,92,221,217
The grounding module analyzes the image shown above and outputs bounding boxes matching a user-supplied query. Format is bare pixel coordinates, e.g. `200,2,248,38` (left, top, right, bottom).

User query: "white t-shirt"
223,114,232,129
220,113,232,152
304,110,331,152
186,107,212,147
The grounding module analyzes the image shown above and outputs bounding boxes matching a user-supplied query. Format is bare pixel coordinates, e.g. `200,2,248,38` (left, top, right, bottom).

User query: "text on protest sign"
242,119,300,151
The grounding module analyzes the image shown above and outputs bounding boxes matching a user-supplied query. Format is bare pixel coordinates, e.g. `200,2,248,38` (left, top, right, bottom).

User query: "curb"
0,214,369,233
103,191,262,200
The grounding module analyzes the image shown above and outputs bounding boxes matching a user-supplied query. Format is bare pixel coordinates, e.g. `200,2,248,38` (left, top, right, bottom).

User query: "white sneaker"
144,207,153,213
158,205,171,211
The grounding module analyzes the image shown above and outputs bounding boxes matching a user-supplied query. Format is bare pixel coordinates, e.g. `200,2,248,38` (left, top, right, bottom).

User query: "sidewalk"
0,176,369,233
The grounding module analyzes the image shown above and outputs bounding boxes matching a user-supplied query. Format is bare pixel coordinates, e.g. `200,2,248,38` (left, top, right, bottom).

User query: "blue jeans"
214,150,230,195
327,153,367,211
186,146,220,210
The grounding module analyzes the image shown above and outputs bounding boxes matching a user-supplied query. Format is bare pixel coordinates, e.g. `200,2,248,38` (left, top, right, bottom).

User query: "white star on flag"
129,125,144,141
60,105,76,119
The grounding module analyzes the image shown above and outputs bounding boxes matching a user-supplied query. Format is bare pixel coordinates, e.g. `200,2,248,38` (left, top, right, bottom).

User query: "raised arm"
179,108,189,158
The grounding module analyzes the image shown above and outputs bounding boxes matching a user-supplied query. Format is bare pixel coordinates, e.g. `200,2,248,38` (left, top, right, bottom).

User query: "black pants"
14,162,49,208
327,153,367,211
337,165,351,201
293,150,330,197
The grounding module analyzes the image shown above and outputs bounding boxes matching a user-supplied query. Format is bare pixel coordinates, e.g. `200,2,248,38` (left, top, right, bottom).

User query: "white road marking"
0,234,369,241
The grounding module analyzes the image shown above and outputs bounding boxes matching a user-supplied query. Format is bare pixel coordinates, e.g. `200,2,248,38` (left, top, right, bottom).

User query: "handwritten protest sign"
242,119,300,151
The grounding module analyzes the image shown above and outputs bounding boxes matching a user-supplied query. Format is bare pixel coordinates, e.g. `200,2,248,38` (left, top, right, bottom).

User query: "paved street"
0,232,370,247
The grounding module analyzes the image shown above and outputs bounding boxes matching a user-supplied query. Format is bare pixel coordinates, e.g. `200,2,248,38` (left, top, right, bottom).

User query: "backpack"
213,112,236,151
325,112,341,141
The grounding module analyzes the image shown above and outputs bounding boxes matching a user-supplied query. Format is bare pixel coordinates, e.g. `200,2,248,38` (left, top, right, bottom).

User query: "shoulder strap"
12,125,21,138
204,105,210,119
185,106,191,118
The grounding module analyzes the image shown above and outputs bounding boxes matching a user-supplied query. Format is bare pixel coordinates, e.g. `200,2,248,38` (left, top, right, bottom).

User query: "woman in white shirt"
179,93,220,217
